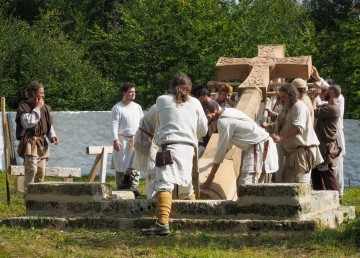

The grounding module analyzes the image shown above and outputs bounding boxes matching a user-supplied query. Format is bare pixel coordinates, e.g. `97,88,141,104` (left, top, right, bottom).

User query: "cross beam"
200,45,312,200
215,45,312,100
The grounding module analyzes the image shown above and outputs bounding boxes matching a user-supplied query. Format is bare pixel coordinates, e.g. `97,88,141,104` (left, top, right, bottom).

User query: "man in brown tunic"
15,81,59,190
311,85,342,191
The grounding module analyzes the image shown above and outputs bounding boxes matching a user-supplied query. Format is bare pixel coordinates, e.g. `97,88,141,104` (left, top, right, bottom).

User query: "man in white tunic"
141,73,208,236
201,107,278,190
273,84,323,183
111,83,143,196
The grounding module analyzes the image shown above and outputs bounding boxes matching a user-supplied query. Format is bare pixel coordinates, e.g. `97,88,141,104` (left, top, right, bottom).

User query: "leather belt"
164,142,194,147
139,127,153,138
26,136,45,156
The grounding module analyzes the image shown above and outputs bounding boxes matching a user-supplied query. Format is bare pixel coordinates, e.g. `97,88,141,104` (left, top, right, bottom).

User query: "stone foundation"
0,182,354,232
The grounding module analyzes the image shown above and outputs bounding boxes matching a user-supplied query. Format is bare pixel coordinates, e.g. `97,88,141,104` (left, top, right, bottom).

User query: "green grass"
0,170,359,257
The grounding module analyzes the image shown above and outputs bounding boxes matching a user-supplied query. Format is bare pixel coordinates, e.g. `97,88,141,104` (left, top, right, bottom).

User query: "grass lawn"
0,171,359,257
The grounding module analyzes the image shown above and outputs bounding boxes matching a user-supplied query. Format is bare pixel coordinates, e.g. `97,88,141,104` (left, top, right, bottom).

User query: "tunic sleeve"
213,119,231,164
111,105,120,141
20,107,41,128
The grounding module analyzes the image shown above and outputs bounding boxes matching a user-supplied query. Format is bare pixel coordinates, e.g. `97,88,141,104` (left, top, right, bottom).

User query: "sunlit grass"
0,170,359,257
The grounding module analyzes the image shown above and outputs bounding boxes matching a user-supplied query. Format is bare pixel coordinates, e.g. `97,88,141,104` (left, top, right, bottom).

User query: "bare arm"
273,125,300,143
201,163,221,190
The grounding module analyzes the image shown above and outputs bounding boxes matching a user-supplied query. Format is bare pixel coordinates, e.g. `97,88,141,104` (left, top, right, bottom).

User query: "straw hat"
291,78,308,90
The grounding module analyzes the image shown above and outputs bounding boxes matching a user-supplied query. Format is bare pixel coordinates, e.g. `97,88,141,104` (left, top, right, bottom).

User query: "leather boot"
115,172,124,189
140,191,172,236
117,174,131,190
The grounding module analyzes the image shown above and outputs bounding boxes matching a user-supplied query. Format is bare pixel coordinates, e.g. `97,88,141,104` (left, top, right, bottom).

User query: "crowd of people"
16,66,346,236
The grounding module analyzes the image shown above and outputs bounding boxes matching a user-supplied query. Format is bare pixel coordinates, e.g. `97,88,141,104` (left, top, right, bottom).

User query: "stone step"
24,182,344,221
1,205,355,233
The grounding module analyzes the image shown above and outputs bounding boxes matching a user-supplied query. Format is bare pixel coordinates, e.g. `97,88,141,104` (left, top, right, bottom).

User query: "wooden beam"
10,166,81,177
86,146,113,155
99,148,107,183
88,154,102,182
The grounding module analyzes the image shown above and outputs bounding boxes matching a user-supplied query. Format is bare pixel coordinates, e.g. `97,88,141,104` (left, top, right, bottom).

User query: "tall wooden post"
1,97,11,204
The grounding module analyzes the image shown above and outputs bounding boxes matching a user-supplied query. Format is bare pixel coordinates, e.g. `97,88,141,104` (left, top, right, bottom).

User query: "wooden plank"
10,166,81,177
88,154,102,182
99,148,107,183
86,146,113,155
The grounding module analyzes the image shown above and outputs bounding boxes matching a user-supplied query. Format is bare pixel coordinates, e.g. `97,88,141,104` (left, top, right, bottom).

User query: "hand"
51,136,60,145
311,66,320,81
308,88,321,97
260,121,268,128
113,139,122,151
272,135,282,143
201,173,215,190
36,97,45,109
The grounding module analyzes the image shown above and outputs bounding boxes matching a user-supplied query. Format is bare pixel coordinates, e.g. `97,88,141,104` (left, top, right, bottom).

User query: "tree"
303,0,357,31
0,16,115,111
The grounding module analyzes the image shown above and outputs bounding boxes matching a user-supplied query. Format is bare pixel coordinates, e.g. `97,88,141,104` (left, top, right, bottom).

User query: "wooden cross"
199,45,313,200
215,44,312,100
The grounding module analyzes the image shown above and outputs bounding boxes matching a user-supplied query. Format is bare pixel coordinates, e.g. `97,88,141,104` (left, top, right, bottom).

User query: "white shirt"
111,101,143,141
213,108,269,164
155,94,208,146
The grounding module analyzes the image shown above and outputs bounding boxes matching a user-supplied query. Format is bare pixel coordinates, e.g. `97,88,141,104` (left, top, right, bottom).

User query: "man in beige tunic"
273,84,323,183
291,78,314,123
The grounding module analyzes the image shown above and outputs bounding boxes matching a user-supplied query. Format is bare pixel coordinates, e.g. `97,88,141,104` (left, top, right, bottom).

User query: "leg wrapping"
156,191,172,225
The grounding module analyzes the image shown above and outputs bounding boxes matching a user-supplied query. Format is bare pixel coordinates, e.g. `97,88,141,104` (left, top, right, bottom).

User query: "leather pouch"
155,145,173,167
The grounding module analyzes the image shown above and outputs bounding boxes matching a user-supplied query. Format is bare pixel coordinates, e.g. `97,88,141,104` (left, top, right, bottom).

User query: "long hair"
169,73,192,105
26,81,44,98
279,83,298,108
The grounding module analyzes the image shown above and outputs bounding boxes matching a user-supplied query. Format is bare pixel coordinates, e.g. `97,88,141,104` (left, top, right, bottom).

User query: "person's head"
121,83,136,102
291,78,308,94
196,88,211,102
217,84,233,103
169,73,192,105
325,79,336,86
200,100,216,115
325,84,341,101
278,83,299,108
26,81,44,100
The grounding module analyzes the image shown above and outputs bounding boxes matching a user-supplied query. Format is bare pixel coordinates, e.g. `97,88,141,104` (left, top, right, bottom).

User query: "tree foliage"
0,0,358,118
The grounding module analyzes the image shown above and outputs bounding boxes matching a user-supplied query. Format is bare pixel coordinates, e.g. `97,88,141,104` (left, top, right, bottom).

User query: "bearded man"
273,84,323,183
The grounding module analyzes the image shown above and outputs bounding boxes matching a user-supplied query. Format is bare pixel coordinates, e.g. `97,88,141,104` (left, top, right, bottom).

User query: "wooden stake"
1,97,11,205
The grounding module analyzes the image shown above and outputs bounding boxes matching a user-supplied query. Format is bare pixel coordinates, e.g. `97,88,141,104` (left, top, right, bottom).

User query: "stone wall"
1,112,359,186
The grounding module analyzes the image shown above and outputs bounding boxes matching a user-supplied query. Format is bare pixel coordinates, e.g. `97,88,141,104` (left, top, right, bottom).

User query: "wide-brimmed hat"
291,78,308,90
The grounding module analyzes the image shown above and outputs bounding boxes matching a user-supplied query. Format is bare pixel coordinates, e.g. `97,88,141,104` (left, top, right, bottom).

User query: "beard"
325,93,330,101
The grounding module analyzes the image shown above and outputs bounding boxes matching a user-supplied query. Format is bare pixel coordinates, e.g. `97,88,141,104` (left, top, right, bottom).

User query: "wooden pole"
192,146,200,199
1,97,11,205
